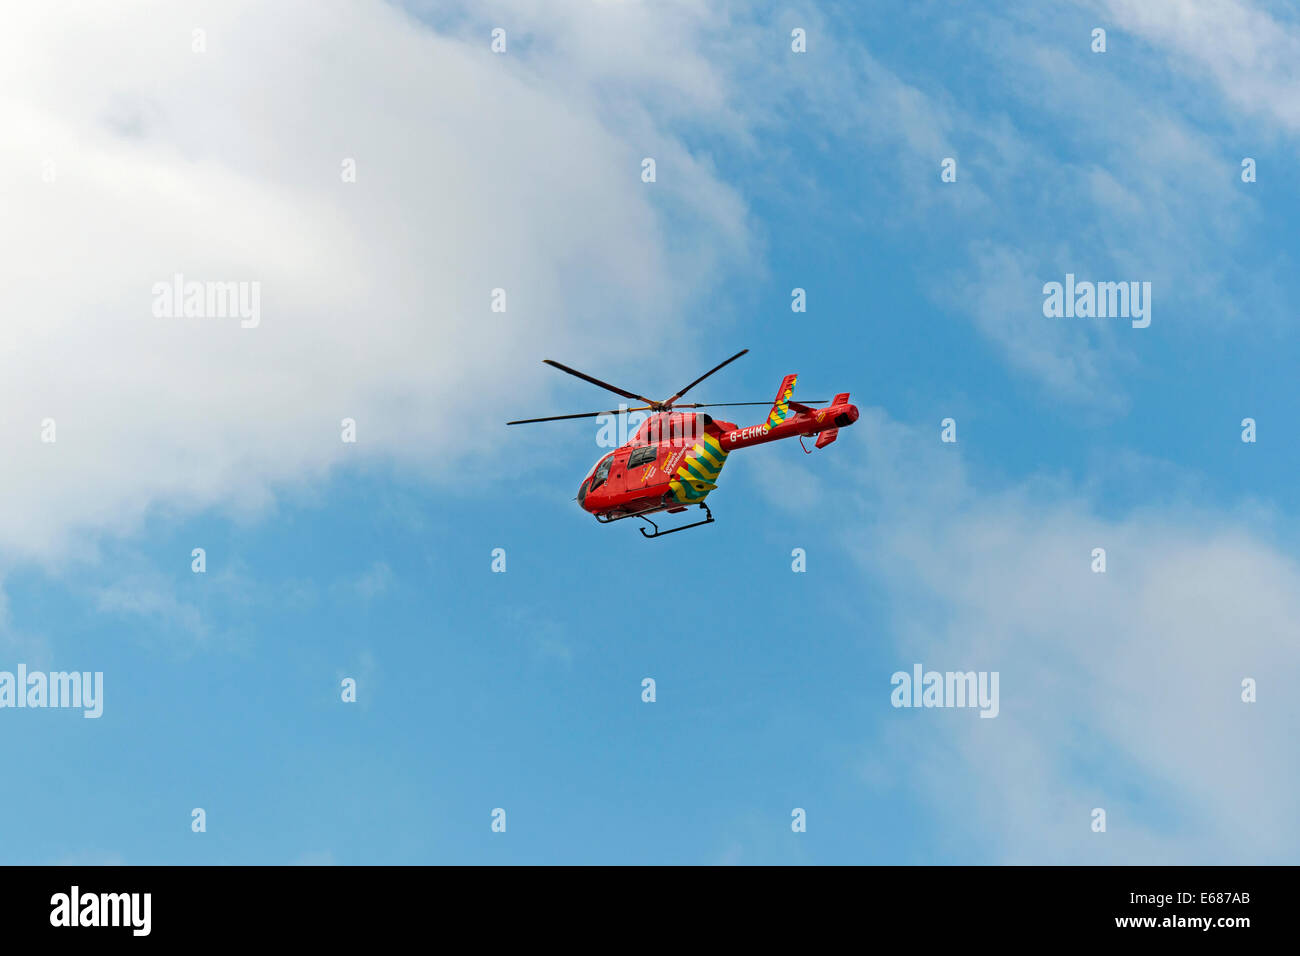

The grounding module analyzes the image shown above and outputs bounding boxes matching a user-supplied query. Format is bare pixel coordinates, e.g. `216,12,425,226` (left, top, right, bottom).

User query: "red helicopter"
508,349,859,538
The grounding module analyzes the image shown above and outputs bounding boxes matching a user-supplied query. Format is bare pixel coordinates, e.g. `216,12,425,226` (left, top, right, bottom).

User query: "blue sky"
2,0,1299,864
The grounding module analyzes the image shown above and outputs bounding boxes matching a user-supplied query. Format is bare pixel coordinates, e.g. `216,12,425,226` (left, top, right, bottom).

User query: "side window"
628,446,656,468
591,455,613,490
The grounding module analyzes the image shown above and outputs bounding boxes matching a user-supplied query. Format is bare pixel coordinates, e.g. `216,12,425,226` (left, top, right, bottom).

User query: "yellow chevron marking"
697,445,723,469
680,459,720,481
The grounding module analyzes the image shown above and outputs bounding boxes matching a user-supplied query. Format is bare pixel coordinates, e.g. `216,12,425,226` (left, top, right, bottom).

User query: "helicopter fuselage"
578,399,859,521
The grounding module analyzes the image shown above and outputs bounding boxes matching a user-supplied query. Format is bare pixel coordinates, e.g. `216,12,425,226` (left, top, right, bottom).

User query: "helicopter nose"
577,478,590,508
834,404,859,428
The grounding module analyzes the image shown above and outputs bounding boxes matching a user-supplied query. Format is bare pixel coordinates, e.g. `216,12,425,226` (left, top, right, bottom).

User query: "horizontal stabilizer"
815,427,839,449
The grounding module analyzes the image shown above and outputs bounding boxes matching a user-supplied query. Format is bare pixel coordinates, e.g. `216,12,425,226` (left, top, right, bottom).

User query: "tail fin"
814,393,851,448
765,374,797,429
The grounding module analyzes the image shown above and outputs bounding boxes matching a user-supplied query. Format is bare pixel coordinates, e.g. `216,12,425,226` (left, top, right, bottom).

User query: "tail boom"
721,381,858,451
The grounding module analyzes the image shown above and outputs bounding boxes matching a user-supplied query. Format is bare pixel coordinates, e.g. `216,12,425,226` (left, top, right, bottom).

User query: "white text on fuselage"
728,425,770,444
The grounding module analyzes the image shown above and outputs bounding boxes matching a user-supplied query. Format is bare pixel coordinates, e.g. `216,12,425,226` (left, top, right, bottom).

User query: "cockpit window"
590,455,613,490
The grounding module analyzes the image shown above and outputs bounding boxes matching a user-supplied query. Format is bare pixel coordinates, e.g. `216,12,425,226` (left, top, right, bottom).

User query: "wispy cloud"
1093,0,1300,133
92,577,209,643
837,410,1300,862
339,561,394,601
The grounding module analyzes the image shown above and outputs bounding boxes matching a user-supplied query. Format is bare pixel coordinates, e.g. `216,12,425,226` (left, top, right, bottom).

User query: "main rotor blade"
507,398,833,424
672,400,828,409
662,349,749,407
507,405,655,425
542,359,658,407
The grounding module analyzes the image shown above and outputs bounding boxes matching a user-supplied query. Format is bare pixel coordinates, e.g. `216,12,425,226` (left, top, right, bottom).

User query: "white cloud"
949,243,1127,410
1094,0,1300,133
840,410,1300,862
0,0,753,564
754,3,1278,405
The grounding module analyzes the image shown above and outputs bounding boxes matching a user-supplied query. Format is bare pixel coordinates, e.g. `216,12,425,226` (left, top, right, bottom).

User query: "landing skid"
638,503,714,539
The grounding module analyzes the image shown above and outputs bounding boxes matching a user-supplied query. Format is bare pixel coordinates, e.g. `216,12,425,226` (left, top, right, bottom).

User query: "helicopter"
507,349,858,538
